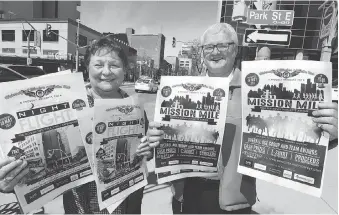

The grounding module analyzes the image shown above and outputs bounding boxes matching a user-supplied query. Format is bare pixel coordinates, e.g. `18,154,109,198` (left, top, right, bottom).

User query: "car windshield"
8,66,46,76
143,80,150,83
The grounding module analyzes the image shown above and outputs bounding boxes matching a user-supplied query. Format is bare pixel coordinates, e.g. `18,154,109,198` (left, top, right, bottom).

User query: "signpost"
246,9,294,26
244,29,291,46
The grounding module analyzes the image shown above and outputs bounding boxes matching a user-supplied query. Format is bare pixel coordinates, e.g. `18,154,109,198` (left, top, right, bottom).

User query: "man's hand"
0,157,29,193
136,136,152,158
312,102,338,141
146,122,164,148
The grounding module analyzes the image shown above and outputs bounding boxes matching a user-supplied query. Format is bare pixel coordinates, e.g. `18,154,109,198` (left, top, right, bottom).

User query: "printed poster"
154,76,229,177
238,60,332,197
0,73,93,213
92,96,148,210
76,84,126,212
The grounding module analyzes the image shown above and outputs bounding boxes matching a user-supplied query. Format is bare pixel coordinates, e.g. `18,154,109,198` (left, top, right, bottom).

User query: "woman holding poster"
0,35,163,214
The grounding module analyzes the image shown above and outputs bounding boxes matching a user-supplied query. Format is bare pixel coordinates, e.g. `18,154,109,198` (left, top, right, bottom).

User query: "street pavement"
0,84,337,214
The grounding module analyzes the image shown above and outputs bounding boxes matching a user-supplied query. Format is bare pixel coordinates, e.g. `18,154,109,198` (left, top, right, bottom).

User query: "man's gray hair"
200,23,238,45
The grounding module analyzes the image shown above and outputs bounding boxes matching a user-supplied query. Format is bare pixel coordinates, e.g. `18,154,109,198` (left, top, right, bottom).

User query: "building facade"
126,28,166,70
217,0,338,82
0,19,101,73
0,1,81,21
165,56,179,75
179,57,192,75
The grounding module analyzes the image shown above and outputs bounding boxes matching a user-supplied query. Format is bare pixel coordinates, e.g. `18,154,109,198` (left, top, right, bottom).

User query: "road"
0,84,337,214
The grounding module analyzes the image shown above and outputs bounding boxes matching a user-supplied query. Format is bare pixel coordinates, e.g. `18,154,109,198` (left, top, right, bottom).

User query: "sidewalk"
141,147,338,214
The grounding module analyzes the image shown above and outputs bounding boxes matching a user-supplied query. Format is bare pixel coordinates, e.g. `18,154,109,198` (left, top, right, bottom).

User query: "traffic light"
46,24,52,37
172,37,176,48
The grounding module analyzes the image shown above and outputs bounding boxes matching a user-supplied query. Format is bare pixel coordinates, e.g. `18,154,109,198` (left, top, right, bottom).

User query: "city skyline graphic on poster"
248,78,325,101
245,74,330,144
161,93,222,111
12,125,87,186
96,137,142,183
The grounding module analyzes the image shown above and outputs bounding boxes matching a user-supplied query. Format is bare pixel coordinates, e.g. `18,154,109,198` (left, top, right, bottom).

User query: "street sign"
27,57,32,65
246,9,294,26
244,29,291,46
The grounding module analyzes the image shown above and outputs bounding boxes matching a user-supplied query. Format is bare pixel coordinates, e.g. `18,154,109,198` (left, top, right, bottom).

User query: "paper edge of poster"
237,165,322,197
18,174,94,214
98,179,148,211
155,165,217,174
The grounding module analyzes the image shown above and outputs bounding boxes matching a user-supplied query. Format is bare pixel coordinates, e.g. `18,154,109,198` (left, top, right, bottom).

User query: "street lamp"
76,19,80,72
9,11,34,65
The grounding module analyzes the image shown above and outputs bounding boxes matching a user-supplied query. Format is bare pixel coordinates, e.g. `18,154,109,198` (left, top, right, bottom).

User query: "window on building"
2,48,15,53
23,49,38,54
309,1,325,5
308,5,324,17
22,30,35,41
225,5,233,16
0,13,4,19
220,16,225,23
43,30,59,41
295,0,310,4
282,1,295,4
305,30,320,37
289,36,304,49
79,34,87,46
306,18,322,31
221,5,226,17
43,49,58,56
294,5,309,17
292,30,305,36
303,37,319,50
2,30,15,42
292,18,307,30
225,16,232,23
280,4,295,11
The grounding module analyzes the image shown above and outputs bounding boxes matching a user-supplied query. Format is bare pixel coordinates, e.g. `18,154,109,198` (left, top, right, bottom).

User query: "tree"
180,39,204,76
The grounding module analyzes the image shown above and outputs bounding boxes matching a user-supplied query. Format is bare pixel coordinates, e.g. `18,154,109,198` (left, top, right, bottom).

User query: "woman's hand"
0,157,29,193
312,102,338,141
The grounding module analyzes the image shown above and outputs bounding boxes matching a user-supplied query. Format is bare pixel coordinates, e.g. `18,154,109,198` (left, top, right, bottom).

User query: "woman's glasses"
203,43,235,54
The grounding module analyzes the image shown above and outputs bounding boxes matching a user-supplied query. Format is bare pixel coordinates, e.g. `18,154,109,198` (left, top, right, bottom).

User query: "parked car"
135,77,158,93
0,64,46,82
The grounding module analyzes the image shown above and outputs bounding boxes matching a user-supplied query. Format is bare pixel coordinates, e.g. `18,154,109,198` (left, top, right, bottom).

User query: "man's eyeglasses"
203,43,235,54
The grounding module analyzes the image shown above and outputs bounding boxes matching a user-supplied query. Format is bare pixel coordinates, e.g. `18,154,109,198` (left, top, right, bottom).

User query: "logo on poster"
161,86,172,97
95,122,106,134
245,73,259,86
0,114,16,129
22,87,54,98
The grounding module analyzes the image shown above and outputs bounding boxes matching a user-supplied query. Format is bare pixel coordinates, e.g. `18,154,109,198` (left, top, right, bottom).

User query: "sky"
79,1,219,57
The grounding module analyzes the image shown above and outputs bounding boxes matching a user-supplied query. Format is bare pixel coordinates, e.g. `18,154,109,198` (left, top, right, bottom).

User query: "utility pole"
76,19,80,72
27,30,31,65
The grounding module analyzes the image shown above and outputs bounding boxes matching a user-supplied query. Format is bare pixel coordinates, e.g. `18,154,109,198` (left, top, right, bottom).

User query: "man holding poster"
179,23,338,214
